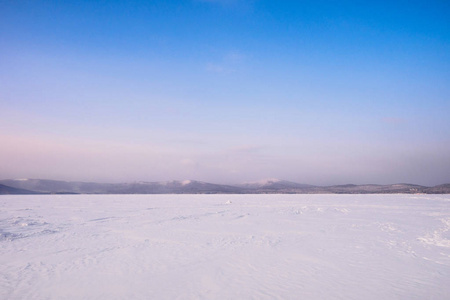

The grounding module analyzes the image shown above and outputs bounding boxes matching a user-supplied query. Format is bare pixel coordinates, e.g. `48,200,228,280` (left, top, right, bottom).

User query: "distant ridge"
423,184,450,194
0,183,42,195
0,179,449,195
239,179,315,191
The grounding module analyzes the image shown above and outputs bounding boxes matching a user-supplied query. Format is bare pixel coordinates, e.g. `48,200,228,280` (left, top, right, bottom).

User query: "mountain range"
0,178,449,194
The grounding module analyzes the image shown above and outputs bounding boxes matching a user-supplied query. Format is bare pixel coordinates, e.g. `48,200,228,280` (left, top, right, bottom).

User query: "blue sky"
1,0,449,185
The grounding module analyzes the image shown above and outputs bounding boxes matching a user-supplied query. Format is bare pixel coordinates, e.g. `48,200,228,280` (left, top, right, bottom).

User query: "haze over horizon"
1,1,449,186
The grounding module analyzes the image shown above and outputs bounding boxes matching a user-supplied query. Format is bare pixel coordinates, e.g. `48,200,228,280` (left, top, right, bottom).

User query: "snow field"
1,194,450,299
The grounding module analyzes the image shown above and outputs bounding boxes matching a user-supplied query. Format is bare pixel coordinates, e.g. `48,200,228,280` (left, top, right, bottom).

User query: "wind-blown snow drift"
1,194,450,299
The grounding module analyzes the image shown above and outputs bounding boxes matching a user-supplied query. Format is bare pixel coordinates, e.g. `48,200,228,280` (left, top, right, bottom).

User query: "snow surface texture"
1,194,450,299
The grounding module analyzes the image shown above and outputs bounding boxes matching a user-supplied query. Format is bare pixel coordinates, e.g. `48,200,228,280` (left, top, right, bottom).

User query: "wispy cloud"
225,51,245,62
196,0,239,5
229,145,263,153
381,117,408,125
195,0,255,13
205,50,245,74
206,63,227,74
180,158,198,167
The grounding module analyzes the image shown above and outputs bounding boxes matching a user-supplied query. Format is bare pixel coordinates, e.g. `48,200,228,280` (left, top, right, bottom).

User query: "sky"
1,0,449,186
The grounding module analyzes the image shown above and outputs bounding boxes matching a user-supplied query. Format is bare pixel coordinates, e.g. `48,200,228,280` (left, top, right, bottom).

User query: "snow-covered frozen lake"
1,194,450,299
